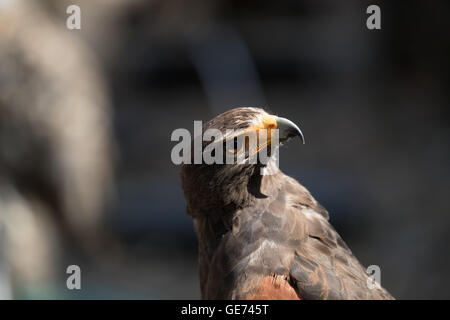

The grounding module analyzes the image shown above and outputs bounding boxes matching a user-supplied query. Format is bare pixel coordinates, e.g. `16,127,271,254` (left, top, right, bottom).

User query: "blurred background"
0,0,449,299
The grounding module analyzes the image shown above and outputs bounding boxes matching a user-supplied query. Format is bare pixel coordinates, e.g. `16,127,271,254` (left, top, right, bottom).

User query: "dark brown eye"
225,137,239,155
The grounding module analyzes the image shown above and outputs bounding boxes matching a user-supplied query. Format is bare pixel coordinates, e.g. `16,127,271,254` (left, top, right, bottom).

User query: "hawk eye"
225,137,239,155
233,137,238,151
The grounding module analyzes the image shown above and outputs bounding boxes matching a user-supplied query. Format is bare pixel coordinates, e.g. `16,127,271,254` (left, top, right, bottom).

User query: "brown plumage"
181,107,394,300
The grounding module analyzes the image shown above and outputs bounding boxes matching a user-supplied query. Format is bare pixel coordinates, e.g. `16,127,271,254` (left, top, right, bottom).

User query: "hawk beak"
276,116,305,144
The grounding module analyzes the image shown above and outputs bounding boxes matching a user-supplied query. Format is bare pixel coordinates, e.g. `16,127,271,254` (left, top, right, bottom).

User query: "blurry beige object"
0,0,113,297
0,218,12,299
42,0,145,65
0,183,58,298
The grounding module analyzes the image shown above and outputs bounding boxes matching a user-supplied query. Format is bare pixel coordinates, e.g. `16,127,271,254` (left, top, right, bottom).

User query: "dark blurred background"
0,0,449,299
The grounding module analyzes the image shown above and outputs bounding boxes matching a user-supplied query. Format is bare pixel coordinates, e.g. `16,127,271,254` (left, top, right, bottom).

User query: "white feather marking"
302,207,325,221
247,239,278,266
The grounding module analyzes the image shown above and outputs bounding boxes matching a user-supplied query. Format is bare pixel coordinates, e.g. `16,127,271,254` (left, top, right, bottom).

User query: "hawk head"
181,107,304,217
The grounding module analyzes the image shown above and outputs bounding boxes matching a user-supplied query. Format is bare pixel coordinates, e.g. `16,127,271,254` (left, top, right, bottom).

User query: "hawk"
181,107,394,300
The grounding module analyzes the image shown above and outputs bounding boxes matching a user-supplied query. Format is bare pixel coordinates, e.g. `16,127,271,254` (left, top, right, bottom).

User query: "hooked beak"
276,116,305,144
220,114,305,158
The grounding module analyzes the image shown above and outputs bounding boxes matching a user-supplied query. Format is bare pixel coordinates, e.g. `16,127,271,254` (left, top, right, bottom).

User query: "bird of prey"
181,107,394,300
